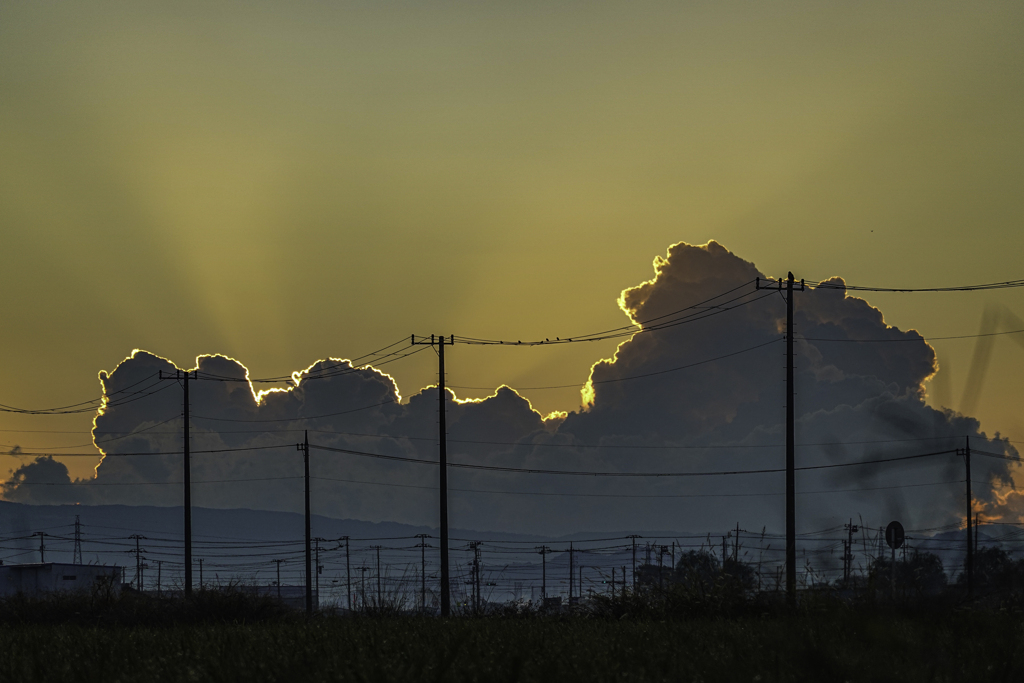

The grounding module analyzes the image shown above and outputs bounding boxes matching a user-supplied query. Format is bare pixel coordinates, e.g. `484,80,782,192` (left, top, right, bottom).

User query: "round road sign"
886,521,905,550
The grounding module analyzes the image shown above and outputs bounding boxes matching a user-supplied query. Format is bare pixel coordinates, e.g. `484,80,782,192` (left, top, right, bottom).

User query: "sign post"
885,521,905,601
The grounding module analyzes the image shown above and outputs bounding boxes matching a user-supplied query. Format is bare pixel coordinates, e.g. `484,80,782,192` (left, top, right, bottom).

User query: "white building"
0,563,123,597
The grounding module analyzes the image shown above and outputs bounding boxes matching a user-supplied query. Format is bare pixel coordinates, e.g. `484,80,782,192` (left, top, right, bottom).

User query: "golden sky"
2,1,1023,483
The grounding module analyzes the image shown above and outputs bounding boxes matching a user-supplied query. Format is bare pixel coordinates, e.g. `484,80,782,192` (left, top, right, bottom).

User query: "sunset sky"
2,1,1023,524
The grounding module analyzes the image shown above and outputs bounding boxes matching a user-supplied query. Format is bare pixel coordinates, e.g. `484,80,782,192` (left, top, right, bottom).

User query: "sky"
2,2,1024,534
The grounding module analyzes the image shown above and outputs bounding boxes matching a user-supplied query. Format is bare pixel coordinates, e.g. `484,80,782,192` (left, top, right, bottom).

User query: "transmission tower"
73,515,83,565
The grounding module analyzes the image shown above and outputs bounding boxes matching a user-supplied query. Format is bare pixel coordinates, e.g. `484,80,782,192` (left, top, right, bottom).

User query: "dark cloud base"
5,242,1018,536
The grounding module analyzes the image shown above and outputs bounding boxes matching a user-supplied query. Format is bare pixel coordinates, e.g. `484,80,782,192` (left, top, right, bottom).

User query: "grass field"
1,609,1022,683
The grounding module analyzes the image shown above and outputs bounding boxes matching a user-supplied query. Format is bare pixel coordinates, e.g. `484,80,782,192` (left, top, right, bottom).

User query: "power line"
11,476,304,487
453,281,755,345
797,328,1024,343
309,443,958,477
449,337,782,391
0,415,181,451
308,475,975,499
0,377,175,416
0,426,1006,450
0,371,162,415
191,400,400,424
451,286,773,347
8,444,291,457
808,277,1024,293
195,339,424,384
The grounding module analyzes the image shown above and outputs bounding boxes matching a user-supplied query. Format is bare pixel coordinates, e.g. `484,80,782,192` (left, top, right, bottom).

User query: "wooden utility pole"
273,559,284,599
158,369,197,596
411,334,453,616
299,431,312,616
965,436,973,597
314,537,322,608
340,536,351,611
129,534,143,588
629,535,640,589
568,542,574,601
416,534,429,611
33,532,45,563
843,520,858,585
757,273,804,606
537,546,549,600
375,546,383,608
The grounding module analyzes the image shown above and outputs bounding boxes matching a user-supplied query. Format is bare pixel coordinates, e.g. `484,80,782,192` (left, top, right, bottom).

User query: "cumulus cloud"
4,241,1018,536
2,456,86,505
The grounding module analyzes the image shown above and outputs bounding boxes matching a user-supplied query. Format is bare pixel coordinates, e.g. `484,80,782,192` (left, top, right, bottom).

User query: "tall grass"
1,610,1022,682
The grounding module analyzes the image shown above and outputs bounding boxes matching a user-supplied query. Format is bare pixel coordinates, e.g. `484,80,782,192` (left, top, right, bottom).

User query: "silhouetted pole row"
411,334,454,616
159,369,197,597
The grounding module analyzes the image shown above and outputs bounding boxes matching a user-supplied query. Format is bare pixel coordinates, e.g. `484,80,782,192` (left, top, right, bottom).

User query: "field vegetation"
2,550,1024,682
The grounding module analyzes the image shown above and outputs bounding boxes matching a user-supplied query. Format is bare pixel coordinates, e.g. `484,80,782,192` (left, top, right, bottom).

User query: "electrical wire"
447,283,770,347
309,443,958,477
807,277,1024,293
449,337,782,391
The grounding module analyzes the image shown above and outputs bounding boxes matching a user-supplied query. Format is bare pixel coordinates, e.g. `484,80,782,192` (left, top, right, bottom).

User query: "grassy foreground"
1,610,1022,683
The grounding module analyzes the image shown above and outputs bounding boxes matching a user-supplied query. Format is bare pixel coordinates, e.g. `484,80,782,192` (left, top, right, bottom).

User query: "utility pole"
298,430,312,616
341,536,351,612
469,542,481,613
198,558,203,589
568,542,574,602
965,436,973,598
975,512,980,554
411,334,453,616
34,532,45,563
844,520,858,585
375,546,383,608
629,535,640,589
129,534,144,588
314,537,322,609
735,523,740,562
537,546,549,600
156,560,163,597
416,534,429,611
273,559,284,599
73,515,83,565
159,368,197,596
314,537,322,608
757,273,804,606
